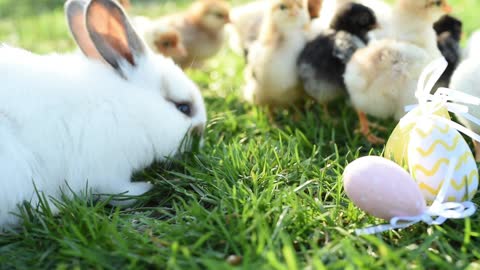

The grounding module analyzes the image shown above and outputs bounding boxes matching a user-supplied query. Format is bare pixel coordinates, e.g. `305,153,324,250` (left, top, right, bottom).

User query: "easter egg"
408,118,479,203
343,156,427,220
385,103,450,167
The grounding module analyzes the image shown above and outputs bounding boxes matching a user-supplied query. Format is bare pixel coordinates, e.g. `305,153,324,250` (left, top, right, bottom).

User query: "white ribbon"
356,158,476,235
402,57,480,144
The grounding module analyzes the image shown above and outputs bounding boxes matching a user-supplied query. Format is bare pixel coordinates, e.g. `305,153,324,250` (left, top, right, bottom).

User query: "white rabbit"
0,0,207,229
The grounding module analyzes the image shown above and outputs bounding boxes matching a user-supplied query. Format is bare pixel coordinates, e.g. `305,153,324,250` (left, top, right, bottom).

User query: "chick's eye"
279,4,287,10
162,41,171,47
176,103,192,116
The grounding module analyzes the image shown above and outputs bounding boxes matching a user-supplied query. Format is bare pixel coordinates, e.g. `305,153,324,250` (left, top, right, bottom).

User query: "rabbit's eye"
176,103,192,116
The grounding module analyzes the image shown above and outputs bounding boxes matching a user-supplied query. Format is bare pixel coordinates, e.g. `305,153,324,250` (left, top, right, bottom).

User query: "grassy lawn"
1,0,480,269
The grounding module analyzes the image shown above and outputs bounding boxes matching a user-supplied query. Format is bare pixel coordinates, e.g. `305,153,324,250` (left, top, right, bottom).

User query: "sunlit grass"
0,0,480,269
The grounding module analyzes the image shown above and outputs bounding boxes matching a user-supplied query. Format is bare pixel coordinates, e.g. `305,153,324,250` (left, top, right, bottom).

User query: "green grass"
1,0,480,269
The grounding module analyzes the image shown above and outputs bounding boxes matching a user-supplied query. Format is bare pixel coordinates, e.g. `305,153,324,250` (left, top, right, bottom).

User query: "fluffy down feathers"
298,30,365,103
159,0,230,68
465,30,480,59
345,40,432,120
243,0,309,107
311,0,391,38
298,3,377,104
245,35,307,106
450,59,480,138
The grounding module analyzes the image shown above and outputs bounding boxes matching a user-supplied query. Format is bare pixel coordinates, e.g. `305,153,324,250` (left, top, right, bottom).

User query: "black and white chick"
433,15,462,88
297,3,378,107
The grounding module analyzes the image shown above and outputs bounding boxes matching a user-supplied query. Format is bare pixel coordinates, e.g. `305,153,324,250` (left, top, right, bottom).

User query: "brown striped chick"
344,0,451,144
244,0,309,108
159,0,230,68
133,17,187,58
228,0,322,57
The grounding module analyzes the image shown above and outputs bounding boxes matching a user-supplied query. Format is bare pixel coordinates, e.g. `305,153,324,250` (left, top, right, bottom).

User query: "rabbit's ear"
85,0,146,76
65,0,103,60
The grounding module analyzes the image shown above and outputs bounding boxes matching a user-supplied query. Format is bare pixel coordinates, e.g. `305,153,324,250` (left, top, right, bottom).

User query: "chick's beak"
370,22,380,30
175,44,188,58
224,14,231,23
442,3,452,13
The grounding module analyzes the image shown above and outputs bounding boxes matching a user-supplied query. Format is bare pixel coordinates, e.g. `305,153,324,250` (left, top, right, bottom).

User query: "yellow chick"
228,0,322,56
133,16,187,58
344,0,451,144
244,0,309,107
159,0,230,68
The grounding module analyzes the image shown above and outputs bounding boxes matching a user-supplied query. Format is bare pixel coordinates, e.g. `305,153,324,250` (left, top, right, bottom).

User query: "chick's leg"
356,110,385,144
322,103,330,118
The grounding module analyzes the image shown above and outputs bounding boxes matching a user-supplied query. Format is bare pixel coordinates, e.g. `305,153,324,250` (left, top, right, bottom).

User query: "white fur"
0,2,206,228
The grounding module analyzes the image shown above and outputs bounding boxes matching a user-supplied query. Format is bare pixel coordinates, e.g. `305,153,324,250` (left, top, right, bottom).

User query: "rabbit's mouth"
178,131,204,154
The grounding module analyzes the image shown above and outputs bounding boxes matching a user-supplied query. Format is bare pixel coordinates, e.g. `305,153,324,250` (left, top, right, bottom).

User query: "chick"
228,0,322,57
432,15,462,88
160,0,230,68
311,0,391,39
450,57,480,161
308,0,323,19
344,0,451,144
133,17,187,58
450,30,480,161
297,3,378,110
227,1,267,56
465,31,480,59
244,0,309,107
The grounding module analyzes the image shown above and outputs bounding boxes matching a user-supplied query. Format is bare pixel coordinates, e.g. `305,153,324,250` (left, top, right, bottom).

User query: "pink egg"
343,156,427,220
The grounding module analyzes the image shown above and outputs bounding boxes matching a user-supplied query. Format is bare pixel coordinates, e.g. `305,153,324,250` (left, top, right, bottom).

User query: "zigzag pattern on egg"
415,124,450,138
418,170,478,201
415,136,460,157
408,120,479,203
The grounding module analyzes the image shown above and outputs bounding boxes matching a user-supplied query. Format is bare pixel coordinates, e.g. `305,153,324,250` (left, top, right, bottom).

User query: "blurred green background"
1,0,479,53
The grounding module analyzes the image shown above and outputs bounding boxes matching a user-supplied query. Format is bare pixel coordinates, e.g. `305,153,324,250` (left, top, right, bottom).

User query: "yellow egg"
408,118,479,203
385,103,450,167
